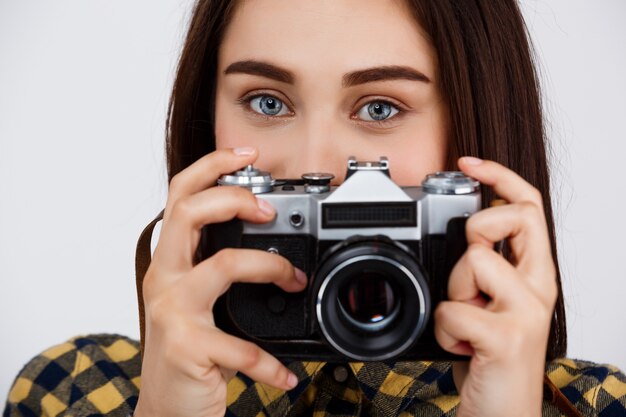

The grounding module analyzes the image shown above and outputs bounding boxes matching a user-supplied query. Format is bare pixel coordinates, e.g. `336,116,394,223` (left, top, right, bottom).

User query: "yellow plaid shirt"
4,334,626,416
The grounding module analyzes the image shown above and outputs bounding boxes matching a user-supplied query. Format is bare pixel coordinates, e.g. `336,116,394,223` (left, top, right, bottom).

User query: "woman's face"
215,0,447,185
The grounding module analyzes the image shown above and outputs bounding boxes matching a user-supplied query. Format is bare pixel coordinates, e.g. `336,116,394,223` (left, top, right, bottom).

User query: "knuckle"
433,302,451,324
516,201,545,229
517,200,539,218
211,248,237,273
147,293,176,329
464,214,481,236
168,173,185,196
528,187,543,206
171,197,194,220
465,243,486,265
239,342,262,369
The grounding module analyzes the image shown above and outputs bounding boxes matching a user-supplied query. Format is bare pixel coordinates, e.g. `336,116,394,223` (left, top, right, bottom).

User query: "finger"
165,147,259,221
457,157,543,206
202,329,298,391
465,203,554,281
155,186,275,272
180,248,308,309
448,243,523,309
434,301,499,355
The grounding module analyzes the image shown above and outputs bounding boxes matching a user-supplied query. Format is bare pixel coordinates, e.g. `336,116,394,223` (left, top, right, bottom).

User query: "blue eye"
356,101,399,122
249,95,290,116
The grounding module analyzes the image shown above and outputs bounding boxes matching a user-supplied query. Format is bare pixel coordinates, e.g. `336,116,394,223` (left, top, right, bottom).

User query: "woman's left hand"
434,157,558,417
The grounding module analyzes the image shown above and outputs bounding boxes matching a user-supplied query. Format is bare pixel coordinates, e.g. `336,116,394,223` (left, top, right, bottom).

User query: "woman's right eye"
247,94,291,117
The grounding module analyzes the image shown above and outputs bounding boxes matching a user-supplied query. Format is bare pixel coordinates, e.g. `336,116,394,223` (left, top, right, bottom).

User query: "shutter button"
333,365,349,383
302,172,334,194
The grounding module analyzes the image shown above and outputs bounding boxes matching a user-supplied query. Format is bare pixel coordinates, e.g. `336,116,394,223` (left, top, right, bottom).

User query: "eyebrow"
225,60,294,84
343,66,430,86
224,60,431,87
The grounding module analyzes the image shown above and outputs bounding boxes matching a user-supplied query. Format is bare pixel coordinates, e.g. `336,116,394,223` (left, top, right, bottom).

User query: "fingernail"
233,146,256,156
256,197,275,216
287,372,298,389
461,156,483,166
294,268,307,285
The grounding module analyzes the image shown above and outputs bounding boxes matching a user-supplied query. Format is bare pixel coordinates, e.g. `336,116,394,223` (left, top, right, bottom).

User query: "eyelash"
237,93,293,120
236,92,406,126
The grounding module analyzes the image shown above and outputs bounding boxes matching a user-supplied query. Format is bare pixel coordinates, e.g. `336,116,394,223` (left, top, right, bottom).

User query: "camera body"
210,156,480,362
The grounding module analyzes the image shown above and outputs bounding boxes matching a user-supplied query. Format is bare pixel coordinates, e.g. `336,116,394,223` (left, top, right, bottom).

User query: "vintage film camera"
207,156,480,361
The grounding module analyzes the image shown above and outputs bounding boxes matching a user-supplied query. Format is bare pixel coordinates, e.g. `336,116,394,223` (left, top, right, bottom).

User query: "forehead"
219,0,436,81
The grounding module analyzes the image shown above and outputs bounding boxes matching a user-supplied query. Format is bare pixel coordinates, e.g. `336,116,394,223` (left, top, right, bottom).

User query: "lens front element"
338,270,401,333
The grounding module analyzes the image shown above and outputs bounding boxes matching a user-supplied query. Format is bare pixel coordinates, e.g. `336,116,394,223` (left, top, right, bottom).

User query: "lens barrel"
315,238,430,361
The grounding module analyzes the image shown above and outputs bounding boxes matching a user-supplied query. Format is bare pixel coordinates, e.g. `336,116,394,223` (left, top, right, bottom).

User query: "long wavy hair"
164,0,567,359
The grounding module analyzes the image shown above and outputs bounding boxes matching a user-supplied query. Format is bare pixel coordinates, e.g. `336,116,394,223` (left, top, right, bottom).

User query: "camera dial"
217,164,277,194
422,171,479,195
302,172,334,194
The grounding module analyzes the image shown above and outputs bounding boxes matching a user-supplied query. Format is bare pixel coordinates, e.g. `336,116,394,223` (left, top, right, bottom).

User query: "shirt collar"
350,361,457,414
256,360,456,416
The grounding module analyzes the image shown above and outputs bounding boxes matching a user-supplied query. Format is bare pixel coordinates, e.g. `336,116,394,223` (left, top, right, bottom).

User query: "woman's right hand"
133,147,306,417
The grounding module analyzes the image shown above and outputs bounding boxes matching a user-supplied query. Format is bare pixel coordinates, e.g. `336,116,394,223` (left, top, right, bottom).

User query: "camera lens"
314,237,430,361
337,270,400,332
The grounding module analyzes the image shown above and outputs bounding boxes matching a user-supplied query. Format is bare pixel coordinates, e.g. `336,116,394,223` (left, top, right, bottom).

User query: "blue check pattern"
4,334,626,416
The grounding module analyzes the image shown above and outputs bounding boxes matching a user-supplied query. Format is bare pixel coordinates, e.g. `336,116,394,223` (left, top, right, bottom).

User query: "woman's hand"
133,147,305,417
434,157,558,417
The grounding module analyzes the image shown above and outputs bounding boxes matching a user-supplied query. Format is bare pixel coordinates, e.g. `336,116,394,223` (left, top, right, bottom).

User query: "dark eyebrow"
224,60,430,86
224,60,294,84
343,65,430,87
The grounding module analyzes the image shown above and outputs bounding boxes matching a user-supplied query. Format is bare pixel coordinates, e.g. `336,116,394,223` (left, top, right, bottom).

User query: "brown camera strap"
134,211,582,417
135,210,163,357
543,375,584,417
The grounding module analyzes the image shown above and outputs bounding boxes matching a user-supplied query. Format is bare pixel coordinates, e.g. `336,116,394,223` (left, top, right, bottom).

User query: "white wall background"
1,0,625,400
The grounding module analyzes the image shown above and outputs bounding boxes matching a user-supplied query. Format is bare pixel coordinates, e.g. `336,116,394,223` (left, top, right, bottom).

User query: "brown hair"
165,0,566,359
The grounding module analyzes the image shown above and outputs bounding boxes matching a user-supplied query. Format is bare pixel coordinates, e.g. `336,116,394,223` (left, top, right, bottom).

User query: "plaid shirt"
4,334,626,417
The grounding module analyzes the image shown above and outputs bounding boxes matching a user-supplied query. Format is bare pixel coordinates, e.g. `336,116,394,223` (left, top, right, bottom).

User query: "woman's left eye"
248,95,291,116
355,101,400,122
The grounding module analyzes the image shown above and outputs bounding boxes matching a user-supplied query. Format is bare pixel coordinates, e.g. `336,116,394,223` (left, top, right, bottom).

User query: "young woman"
5,1,625,417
